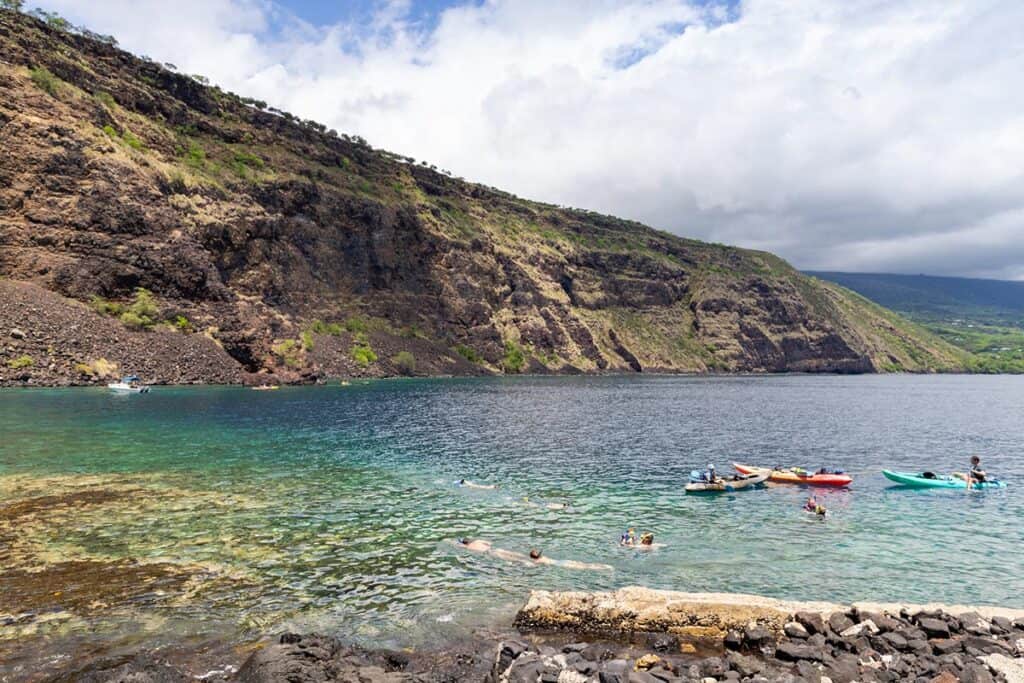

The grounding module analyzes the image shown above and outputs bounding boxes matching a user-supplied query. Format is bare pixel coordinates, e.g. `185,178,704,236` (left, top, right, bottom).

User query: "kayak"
882,470,1007,490
733,463,852,487
685,471,769,494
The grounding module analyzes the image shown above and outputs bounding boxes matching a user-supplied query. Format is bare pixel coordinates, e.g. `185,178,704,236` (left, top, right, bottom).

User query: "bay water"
1,375,1022,668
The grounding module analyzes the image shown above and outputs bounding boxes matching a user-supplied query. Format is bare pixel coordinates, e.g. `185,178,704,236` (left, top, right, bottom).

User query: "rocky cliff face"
0,10,968,385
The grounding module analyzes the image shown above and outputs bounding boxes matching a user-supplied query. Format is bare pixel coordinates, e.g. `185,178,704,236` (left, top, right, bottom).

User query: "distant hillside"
806,272,1024,326
807,272,1024,373
0,9,973,385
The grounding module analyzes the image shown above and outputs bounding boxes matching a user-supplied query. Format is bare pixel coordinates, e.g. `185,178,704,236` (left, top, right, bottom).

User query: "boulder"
785,621,810,639
796,612,827,636
931,639,962,656
724,630,743,651
918,617,950,639
930,673,958,683
829,613,856,635
960,663,995,683
10,328,25,339
962,635,1011,655
236,633,343,683
990,616,1012,634
880,632,909,651
699,656,727,677
776,642,825,662
743,623,773,648
841,620,879,638
959,613,992,636
727,651,765,677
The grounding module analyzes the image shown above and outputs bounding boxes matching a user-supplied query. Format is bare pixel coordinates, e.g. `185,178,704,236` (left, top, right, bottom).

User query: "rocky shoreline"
33,589,1024,683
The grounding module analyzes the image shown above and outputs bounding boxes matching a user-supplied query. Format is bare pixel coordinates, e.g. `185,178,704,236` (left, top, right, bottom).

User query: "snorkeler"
457,479,497,490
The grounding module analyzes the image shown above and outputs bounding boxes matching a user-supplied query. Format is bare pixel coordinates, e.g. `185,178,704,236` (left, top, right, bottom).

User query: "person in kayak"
620,528,638,546
705,464,718,483
969,455,987,483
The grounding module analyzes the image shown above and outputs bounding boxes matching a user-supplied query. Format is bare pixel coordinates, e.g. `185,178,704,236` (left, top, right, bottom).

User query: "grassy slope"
808,272,1024,373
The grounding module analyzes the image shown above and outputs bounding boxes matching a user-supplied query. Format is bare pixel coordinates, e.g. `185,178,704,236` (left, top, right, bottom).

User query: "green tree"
0,1,25,12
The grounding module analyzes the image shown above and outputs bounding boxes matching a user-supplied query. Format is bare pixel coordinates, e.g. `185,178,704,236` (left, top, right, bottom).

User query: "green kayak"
882,470,1007,490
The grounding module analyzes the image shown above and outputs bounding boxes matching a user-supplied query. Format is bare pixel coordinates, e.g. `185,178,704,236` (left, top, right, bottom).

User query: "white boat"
108,375,150,393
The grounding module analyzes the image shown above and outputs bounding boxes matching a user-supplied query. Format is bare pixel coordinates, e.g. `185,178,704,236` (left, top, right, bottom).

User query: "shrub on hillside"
29,67,60,96
118,288,158,329
393,351,416,376
272,339,302,368
309,319,343,336
344,316,368,334
454,345,481,363
501,341,526,373
7,355,33,369
351,342,377,368
301,330,314,351
90,295,124,316
93,91,116,109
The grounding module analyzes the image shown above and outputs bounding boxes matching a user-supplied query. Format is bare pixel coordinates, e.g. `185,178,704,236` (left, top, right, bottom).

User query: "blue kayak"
883,470,1007,490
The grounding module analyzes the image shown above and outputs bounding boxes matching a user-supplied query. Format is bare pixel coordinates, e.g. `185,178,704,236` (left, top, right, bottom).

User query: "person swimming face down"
529,549,542,560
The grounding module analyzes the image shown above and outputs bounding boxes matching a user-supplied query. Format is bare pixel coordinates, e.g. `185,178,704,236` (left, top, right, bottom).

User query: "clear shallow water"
1,375,1023,662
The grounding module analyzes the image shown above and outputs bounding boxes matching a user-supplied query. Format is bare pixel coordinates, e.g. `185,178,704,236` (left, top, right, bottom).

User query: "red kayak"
733,463,852,487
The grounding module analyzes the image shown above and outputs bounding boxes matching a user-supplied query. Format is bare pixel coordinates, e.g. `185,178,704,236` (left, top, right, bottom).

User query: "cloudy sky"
36,0,1024,279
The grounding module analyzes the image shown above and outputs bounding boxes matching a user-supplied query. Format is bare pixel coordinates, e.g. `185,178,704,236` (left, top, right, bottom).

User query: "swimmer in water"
458,540,610,571
458,479,497,490
529,548,613,571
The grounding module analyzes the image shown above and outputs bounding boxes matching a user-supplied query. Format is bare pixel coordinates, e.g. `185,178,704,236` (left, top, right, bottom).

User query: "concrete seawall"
515,586,1024,641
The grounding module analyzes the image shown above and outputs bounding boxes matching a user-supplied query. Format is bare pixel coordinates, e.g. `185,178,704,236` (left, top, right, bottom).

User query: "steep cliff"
0,10,968,385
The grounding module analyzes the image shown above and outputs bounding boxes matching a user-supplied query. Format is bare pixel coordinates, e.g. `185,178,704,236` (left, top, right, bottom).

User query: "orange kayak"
733,463,852,487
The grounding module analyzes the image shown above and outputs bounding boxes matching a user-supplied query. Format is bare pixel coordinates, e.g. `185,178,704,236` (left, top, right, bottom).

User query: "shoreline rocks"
35,590,1024,682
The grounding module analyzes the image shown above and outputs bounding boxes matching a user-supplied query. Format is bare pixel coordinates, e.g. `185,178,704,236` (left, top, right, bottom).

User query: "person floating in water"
457,539,611,570
528,548,612,571
458,479,496,490
804,496,826,517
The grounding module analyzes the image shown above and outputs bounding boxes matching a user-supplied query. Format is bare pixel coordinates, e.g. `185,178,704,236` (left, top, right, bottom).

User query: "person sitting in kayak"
969,455,987,483
706,464,718,483
620,528,638,546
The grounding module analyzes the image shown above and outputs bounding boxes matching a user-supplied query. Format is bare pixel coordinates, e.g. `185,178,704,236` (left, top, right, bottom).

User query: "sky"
33,0,1024,280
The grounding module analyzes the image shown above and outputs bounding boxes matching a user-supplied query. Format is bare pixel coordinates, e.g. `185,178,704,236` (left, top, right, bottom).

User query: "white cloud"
39,0,1024,279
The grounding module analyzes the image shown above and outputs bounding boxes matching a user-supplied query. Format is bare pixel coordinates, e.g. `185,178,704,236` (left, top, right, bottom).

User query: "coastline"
1,368,1013,390
23,588,1024,682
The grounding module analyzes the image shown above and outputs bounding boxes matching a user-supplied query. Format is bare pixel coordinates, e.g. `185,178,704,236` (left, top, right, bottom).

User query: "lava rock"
796,612,827,636
727,651,765,677
775,642,825,662
785,621,810,639
724,630,744,651
743,624,773,648
880,632,909,651
917,618,950,638
829,613,856,635
931,639,962,656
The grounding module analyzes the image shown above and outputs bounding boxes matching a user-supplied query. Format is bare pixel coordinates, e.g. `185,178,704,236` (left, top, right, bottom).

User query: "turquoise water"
1,375,1023,664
